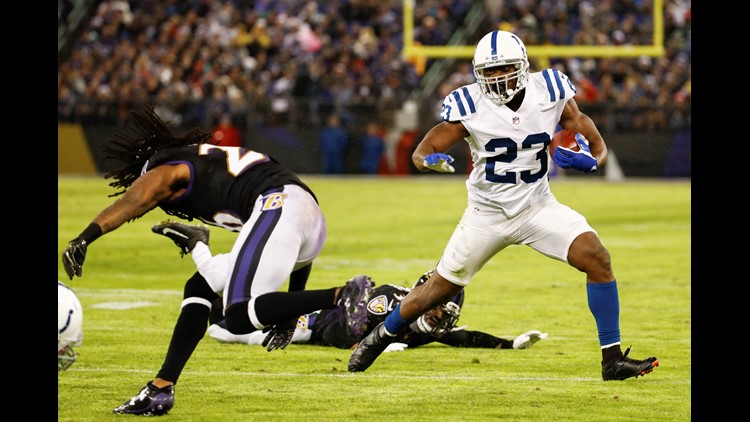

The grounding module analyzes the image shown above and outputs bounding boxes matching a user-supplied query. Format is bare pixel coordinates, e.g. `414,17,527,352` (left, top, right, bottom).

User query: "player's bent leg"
224,300,256,334
566,232,613,282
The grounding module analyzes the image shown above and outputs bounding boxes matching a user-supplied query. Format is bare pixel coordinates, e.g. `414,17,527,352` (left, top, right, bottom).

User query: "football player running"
348,30,659,381
60,105,372,416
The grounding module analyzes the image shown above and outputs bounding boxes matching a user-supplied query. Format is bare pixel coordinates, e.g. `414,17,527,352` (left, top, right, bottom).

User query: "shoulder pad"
440,85,479,122
538,69,577,103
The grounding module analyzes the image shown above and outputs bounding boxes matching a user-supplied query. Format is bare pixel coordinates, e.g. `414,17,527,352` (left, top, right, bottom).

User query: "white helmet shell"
58,281,83,371
472,30,530,106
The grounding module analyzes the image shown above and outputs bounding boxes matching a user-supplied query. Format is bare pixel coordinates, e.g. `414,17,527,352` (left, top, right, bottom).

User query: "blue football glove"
423,153,455,173
552,133,598,173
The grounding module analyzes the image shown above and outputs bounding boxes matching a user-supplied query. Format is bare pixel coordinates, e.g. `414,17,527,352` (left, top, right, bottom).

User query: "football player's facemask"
413,301,461,338
58,282,84,371
410,270,464,338
472,30,530,106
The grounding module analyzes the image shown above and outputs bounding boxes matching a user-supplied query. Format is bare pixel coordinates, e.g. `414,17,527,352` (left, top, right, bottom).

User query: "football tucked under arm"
548,129,579,157
551,131,597,173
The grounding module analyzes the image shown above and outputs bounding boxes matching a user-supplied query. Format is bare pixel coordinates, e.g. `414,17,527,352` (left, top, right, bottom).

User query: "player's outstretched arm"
62,166,187,280
412,121,468,172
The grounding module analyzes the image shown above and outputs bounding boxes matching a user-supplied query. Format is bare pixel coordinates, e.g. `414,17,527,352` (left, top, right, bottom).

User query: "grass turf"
58,175,690,421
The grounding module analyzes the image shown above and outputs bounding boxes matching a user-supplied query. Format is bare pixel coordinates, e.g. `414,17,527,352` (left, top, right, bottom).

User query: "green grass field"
58,175,691,421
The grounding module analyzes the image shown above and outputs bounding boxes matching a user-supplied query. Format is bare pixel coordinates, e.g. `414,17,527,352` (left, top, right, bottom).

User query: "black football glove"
261,318,297,352
62,238,88,280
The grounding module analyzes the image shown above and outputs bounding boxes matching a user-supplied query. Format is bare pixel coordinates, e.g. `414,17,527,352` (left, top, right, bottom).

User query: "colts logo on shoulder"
261,193,288,211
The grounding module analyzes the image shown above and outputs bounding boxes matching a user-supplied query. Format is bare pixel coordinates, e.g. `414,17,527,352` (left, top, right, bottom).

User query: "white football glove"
383,342,409,353
422,153,455,173
512,330,549,349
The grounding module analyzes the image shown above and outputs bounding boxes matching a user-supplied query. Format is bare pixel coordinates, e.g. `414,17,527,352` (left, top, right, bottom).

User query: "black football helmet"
410,270,463,337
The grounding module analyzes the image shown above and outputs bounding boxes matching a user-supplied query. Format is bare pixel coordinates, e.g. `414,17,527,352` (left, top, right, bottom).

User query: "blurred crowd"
58,0,690,133
434,0,691,132
58,0,471,129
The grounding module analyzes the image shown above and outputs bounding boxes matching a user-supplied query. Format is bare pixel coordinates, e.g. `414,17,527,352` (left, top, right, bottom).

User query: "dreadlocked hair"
101,104,212,197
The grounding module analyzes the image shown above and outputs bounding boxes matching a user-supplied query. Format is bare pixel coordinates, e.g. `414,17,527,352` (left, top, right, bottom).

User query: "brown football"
549,129,580,156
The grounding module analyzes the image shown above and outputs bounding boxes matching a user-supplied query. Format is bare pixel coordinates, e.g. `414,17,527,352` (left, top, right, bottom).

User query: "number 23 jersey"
441,68,576,217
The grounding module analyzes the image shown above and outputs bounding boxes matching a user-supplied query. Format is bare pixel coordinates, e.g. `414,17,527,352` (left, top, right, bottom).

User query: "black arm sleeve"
434,329,512,349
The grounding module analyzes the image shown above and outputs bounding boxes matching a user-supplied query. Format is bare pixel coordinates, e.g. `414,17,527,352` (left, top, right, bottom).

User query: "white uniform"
436,69,595,286
193,247,316,345
190,184,327,330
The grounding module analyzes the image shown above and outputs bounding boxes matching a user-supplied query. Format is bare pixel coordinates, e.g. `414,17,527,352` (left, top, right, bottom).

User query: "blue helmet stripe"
491,31,498,56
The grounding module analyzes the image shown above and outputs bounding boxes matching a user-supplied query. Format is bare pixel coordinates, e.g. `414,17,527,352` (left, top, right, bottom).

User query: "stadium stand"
57,0,690,177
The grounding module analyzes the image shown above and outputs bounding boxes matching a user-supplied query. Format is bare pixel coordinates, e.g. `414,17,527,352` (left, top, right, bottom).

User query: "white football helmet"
58,281,83,371
472,30,530,106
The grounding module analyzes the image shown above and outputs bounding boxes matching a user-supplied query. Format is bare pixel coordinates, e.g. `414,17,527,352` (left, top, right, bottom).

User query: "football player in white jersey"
349,30,659,381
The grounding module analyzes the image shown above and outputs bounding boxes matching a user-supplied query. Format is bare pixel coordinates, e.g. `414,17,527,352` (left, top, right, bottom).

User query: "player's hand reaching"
261,318,297,351
262,327,295,351
552,133,598,173
62,238,88,280
423,153,455,173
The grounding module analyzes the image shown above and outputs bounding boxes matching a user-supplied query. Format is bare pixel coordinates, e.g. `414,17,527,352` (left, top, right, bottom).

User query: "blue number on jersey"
484,132,550,184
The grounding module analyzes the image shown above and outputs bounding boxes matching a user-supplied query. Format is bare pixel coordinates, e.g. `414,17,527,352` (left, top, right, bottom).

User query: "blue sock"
586,281,621,347
383,303,408,336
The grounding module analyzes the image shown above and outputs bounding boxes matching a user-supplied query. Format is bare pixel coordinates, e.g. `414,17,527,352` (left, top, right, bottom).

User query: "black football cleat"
152,220,209,257
348,322,394,372
113,382,175,416
602,346,659,381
